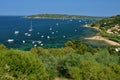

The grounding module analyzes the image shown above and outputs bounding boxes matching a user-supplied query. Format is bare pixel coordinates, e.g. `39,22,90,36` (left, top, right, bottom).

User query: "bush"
0,49,48,80
38,53,58,80
65,40,88,55
69,61,120,80
0,44,7,50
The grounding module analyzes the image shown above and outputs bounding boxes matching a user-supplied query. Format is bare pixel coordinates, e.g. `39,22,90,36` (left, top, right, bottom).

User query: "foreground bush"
0,49,48,80
69,61,120,80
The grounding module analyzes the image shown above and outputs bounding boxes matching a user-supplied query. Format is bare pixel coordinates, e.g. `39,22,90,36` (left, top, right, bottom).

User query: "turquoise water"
0,16,99,50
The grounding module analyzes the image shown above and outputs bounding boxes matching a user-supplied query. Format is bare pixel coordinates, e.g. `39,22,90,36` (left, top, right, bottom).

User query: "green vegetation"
26,14,103,19
89,15,120,43
0,40,120,80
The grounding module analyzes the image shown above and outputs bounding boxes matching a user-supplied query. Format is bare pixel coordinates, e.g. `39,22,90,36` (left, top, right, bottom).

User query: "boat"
56,31,58,33
52,32,54,34
75,29,77,32
38,41,42,44
47,36,50,39
29,21,33,32
27,34,31,37
7,39,14,42
49,27,52,30
41,35,44,38
63,35,66,38
56,23,59,26
41,43,43,46
32,41,35,44
25,33,28,36
34,44,37,47
14,31,19,35
22,40,25,43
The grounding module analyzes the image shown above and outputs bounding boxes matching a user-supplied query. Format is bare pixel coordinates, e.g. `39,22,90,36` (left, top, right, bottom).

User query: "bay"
0,16,101,50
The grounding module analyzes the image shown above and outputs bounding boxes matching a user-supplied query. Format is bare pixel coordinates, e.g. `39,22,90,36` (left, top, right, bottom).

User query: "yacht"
27,34,31,37
52,32,54,34
29,21,33,32
41,43,43,46
41,35,44,38
25,33,28,36
7,39,14,42
63,35,66,38
14,31,19,35
47,36,50,39
49,27,52,30
22,40,25,43
34,44,37,47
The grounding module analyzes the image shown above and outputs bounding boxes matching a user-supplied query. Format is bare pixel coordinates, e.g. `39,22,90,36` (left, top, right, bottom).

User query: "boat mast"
29,21,33,31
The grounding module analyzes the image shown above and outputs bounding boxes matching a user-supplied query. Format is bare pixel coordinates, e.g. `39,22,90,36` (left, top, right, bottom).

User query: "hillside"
0,40,120,80
89,15,120,43
26,14,103,19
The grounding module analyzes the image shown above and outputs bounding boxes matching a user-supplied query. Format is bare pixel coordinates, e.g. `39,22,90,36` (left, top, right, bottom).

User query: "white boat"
56,31,58,33
63,35,66,38
52,32,54,34
56,23,59,26
41,43,43,46
29,21,33,32
7,39,14,42
14,31,19,35
27,34,31,36
34,44,37,47
25,33,28,36
38,41,42,44
22,40,25,43
32,41,35,44
49,27,52,30
75,29,77,32
47,36,50,39
41,35,44,38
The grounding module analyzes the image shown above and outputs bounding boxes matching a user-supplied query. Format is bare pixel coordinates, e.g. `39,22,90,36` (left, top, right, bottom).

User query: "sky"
0,0,120,16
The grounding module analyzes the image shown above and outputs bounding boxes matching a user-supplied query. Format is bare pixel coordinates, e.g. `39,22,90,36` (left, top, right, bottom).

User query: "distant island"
25,14,103,19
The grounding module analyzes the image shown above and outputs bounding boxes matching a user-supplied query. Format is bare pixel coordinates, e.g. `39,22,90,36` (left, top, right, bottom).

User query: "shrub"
64,40,88,55
0,44,7,50
0,49,48,80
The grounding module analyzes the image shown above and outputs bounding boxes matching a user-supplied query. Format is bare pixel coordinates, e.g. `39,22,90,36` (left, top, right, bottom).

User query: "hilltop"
25,14,103,19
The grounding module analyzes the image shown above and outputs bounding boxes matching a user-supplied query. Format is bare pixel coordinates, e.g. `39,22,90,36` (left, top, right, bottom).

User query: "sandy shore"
85,35,120,46
84,24,120,46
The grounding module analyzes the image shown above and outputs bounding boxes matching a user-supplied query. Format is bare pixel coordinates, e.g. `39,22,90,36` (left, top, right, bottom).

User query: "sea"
0,16,108,50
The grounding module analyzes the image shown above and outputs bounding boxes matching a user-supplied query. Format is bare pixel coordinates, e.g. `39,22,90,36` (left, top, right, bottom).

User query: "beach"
85,35,120,46
84,24,120,46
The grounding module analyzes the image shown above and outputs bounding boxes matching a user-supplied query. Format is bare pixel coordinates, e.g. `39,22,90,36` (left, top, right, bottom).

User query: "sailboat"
29,21,33,32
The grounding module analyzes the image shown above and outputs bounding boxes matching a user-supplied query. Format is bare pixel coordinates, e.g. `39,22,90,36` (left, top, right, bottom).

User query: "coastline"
85,35,120,46
84,24,101,31
84,24,120,46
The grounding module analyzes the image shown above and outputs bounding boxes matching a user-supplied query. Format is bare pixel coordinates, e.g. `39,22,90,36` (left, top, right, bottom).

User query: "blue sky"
0,0,120,16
